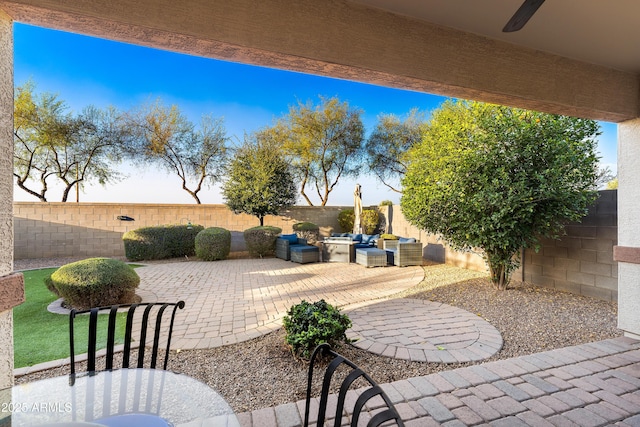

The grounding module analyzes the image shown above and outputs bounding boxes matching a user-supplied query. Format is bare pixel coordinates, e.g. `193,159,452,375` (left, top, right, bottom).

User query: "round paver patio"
135,258,424,350
345,298,503,363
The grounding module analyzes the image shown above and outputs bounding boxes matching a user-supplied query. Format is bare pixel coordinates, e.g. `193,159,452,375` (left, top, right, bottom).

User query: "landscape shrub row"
121,216,380,262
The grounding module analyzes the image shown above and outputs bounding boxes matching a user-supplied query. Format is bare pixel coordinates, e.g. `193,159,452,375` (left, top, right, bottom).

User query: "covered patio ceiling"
0,0,638,122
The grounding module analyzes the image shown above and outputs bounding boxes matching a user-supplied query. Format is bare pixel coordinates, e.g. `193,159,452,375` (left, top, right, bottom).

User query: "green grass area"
13,268,126,369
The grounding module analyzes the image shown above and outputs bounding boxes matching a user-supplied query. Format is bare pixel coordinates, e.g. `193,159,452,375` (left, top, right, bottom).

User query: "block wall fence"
13,190,617,301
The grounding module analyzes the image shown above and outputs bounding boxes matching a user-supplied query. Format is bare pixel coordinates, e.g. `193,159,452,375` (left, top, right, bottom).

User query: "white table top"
2,368,239,427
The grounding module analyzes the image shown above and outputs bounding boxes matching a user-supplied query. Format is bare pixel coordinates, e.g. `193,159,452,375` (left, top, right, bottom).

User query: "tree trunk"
259,216,264,226
488,262,509,290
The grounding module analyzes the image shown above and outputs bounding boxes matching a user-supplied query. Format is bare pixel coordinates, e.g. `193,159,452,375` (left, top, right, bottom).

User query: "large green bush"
361,209,380,234
337,209,354,233
244,226,282,257
195,227,231,261
123,224,204,261
45,258,140,310
293,222,320,244
283,299,353,359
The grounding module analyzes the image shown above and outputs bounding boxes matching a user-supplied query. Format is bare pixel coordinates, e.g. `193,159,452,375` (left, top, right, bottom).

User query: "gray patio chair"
384,240,423,267
276,235,307,260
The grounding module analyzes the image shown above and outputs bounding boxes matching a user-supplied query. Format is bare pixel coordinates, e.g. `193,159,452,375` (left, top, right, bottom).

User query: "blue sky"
13,23,618,206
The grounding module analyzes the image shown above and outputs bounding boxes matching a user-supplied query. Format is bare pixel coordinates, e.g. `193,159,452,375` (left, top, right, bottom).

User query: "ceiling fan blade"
503,0,546,32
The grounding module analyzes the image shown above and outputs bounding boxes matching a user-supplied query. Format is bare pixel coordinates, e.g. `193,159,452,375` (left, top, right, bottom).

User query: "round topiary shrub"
293,222,320,244
283,299,353,360
361,209,380,234
195,227,231,261
337,209,354,233
45,258,140,310
243,226,282,258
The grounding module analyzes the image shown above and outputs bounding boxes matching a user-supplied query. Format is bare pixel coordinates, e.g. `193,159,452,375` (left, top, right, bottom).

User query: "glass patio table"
1,368,239,426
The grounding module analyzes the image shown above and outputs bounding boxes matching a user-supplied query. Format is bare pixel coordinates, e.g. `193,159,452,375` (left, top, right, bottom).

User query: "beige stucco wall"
617,119,640,338
0,10,14,389
0,0,637,123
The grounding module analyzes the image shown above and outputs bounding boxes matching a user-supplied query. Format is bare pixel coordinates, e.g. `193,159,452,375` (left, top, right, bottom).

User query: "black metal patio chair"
69,301,185,377
304,343,405,427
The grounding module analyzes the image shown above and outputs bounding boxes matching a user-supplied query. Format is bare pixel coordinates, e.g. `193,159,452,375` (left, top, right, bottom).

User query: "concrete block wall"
14,191,618,301
382,190,618,301
381,205,487,272
13,202,354,259
517,190,618,302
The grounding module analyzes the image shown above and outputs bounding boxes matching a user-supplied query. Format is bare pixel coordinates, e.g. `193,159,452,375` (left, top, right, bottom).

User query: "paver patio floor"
135,258,425,350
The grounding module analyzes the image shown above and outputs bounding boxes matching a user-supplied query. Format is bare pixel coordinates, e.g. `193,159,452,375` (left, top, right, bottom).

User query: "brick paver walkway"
237,337,640,426
135,258,424,349
345,299,503,363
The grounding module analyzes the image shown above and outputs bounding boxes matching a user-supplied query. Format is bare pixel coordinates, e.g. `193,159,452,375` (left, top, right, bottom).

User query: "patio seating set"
276,232,423,267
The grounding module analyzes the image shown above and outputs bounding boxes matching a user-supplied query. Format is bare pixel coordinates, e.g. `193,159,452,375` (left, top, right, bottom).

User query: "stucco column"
0,10,17,390
615,118,640,338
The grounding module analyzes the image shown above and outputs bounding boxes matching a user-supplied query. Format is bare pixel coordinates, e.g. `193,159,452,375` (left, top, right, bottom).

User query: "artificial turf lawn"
13,268,126,369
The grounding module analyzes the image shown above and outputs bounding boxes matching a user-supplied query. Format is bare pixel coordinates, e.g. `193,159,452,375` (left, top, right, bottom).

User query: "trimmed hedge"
293,222,320,244
123,224,204,261
338,209,380,234
195,227,231,261
337,209,354,233
244,226,282,258
45,258,140,310
361,209,381,234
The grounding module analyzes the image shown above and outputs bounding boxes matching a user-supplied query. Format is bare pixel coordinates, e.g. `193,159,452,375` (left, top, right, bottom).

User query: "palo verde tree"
14,81,126,202
55,106,128,202
365,108,425,193
401,100,601,290
126,99,228,204
278,96,364,206
222,130,297,226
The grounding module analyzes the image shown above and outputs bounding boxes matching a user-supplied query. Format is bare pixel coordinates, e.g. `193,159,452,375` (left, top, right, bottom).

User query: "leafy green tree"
401,100,600,290
279,96,364,206
126,99,228,204
365,109,424,193
14,81,127,202
222,130,297,226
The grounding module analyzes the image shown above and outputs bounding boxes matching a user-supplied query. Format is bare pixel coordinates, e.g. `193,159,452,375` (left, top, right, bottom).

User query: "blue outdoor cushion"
281,233,298,244
360,234,379,245
351,234,363,242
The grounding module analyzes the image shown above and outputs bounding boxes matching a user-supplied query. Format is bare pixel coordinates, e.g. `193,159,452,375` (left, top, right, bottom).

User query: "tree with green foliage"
14,81,127,202
401,100,601,290
277,96,364,206
222,130,297,226
365,109,424,193
126,99,228,204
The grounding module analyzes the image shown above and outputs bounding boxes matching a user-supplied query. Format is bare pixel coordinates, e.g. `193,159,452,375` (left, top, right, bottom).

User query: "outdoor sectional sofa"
328,233,379,249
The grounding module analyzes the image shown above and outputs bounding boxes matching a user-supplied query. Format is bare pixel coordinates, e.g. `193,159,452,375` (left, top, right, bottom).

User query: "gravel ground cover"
14,258,621,413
